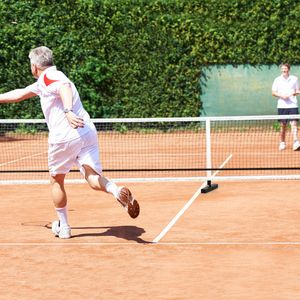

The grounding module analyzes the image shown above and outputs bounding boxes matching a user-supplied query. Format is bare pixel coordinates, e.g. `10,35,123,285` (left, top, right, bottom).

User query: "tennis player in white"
0,46,140,239
272,63,300,151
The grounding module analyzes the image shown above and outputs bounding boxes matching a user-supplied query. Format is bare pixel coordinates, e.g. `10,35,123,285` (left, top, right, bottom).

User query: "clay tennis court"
1,181,300,299
1,121,300,299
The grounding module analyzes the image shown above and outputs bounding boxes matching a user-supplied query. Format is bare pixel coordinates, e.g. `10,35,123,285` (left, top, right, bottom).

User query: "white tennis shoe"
116,187,140,219
293,140,300,151
51,220,71,239
279,142,286,151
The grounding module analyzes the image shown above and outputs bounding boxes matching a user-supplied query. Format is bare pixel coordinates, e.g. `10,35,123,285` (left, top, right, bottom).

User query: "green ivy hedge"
1,0,300,119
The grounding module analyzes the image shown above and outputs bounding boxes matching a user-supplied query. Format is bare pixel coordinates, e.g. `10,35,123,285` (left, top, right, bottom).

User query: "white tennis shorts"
48,130,102,177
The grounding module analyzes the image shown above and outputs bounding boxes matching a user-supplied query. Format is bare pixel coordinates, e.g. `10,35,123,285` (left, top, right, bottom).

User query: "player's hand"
293,90,300,96
65,111,84,129
282,94,291,100
285,93,296,99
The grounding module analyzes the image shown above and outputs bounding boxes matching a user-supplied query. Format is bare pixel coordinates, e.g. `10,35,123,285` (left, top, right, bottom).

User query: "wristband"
64,108,73,113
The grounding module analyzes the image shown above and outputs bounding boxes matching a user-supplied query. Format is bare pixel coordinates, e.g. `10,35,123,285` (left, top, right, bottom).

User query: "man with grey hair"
0,46,140,239
29,46,54,70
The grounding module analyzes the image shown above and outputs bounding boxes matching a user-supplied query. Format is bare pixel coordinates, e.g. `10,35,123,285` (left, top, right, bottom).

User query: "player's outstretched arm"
0,88,36,103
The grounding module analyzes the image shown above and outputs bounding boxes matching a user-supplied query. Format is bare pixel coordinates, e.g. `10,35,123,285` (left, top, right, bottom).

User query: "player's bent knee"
50,174,65,185
86,174,102,191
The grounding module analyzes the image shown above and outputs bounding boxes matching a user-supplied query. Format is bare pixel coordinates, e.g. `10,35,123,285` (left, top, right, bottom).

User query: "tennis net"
1,115,300,184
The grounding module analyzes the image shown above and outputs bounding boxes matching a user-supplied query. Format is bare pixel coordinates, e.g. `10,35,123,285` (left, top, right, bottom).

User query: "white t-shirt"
272,74,299,108
25,66,95,143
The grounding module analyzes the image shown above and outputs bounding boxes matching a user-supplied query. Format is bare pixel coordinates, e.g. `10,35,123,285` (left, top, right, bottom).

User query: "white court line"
0,151,47,167
152,154,233,243
1,241,300,246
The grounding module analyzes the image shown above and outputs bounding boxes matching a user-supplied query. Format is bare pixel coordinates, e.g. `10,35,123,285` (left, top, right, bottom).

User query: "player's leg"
82,164,140,219
48,140,79,239
279,121,286,150
51,173,67,208
82,164,118,196
50,174,71,238
291,120,300,150
278,109,287,150
76,130,140,218
289,108,300,151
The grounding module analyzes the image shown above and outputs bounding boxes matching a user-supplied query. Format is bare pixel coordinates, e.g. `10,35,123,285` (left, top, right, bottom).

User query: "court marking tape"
152,154,233,243
1,241,300,246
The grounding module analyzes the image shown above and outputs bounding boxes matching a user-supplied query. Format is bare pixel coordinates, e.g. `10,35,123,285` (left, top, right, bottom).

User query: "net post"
201,180,218,193
201,118,218,193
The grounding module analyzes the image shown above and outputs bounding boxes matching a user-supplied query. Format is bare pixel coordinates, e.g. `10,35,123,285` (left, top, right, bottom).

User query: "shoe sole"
58,231,71,239
293,145,300,151
117,187,140,219
128,199,140,219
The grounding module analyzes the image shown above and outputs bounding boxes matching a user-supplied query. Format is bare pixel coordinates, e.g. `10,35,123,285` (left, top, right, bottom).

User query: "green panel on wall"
201,65,300,116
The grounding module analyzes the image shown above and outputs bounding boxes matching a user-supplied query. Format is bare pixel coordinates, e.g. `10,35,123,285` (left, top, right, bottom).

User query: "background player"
272,63,300,151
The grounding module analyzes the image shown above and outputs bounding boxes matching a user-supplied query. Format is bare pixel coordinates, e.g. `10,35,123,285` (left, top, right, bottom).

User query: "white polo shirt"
25,66,94,143
272,74,299,108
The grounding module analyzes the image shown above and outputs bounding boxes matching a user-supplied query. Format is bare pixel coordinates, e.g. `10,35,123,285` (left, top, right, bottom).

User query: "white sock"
105,181,120,199
55,206,69,227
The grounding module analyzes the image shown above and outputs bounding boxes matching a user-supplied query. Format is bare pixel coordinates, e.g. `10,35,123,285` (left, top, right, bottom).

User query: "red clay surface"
1,180,300,299
1,125,300,299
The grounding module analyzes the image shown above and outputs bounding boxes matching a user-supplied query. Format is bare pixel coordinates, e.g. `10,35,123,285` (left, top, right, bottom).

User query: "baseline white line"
0,242,144,246
1,241,300,246
155,241,300,245
152,154,233,243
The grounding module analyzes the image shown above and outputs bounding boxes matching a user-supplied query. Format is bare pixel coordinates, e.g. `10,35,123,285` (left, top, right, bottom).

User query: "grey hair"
28,46,54,69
